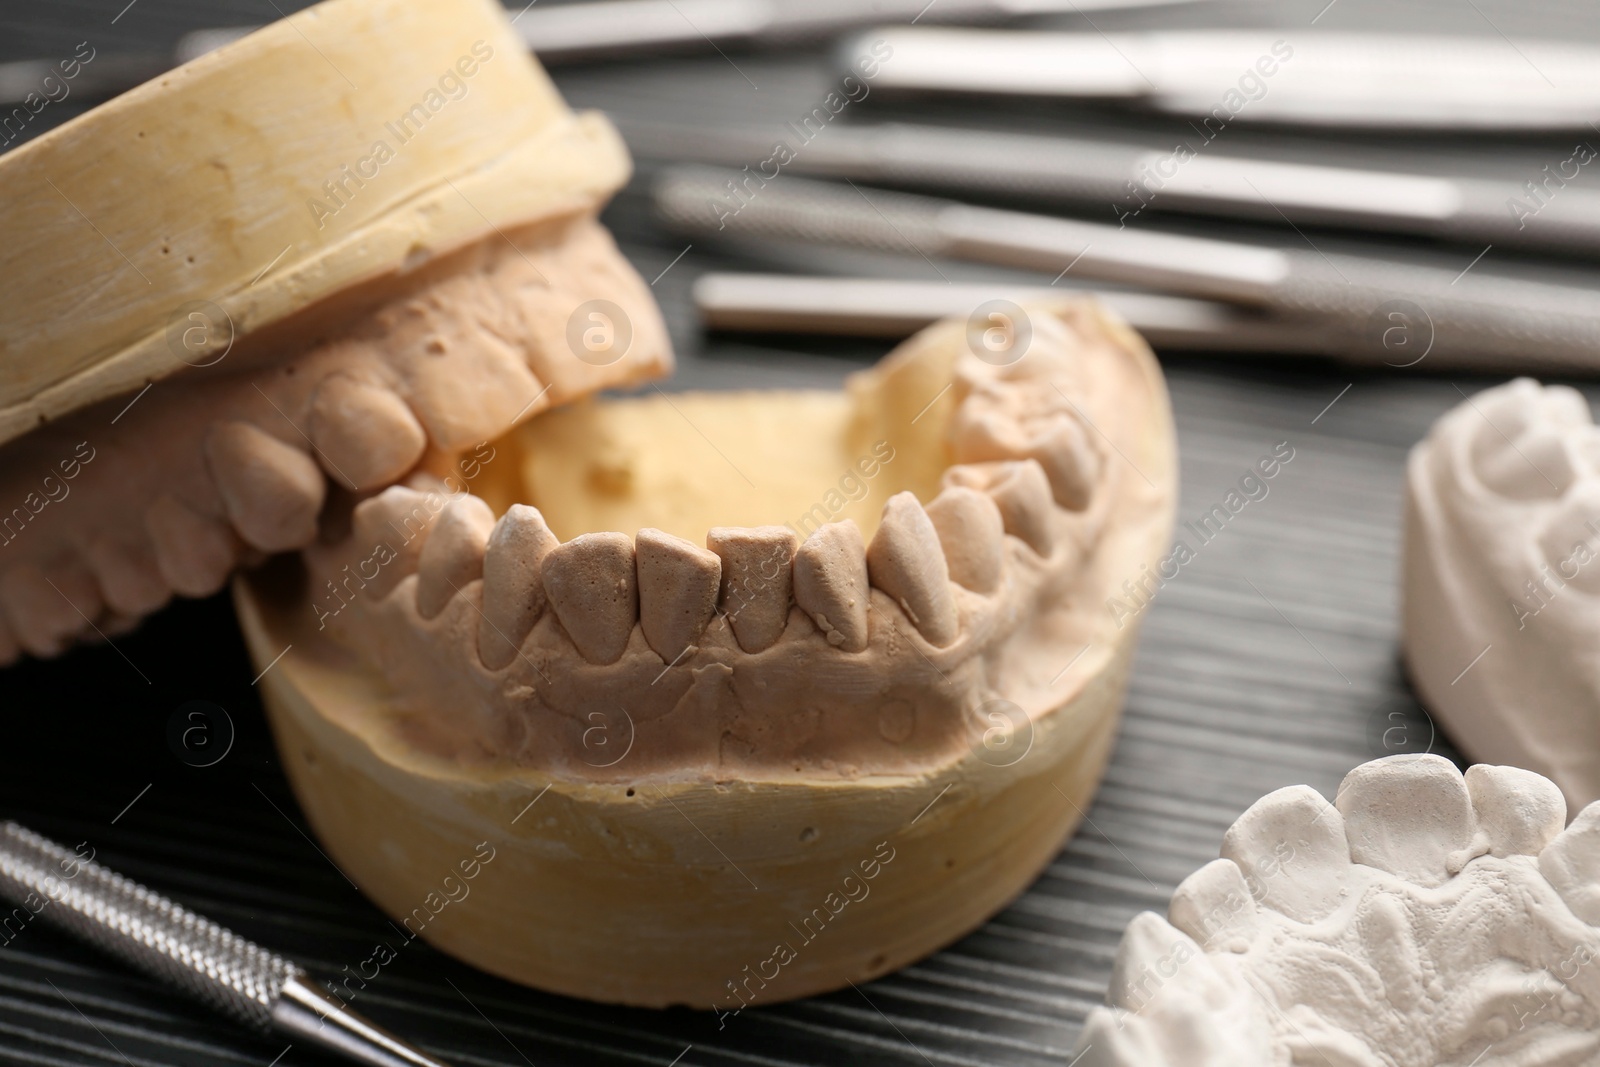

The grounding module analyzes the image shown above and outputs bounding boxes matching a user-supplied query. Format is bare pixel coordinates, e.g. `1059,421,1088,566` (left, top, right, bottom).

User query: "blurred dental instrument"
693,272,1346,355
655,166,1600,372
619,119,1600,253
0,0,1215,109
841,28,1600,131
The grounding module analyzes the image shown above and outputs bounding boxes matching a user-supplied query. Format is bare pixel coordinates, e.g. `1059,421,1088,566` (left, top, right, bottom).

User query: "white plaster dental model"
1404,378,1600,812
235,300,1178,1007
0,0,667,659
1076,754,1600,1066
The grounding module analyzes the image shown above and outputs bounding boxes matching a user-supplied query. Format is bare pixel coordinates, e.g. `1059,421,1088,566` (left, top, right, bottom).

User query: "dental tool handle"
0,821,449,1067
654,167,1600,372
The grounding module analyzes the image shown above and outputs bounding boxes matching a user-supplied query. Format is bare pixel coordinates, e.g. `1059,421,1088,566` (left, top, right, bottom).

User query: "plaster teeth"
636,527,721,664
203,421,326,552
1536,482,1600,594
1335,753,1478,887
415,496,496,620
1107,912,1216,1014
866,492,959,647
398,295,545,453
707,526,796,653
793,520,870,652
308,374,428,490
0,564,98,657
1539,802,1600,924
350,486,443,600
144,494,239,597
541,531,638,665
949,460,1057,556
1028,415,1100,511
1167,858,1261,950
1220,784,1351,924
84,534,170,617
1465,763,1565,858
478,504,558,671
1475,423,1577,499
925,486,1004,594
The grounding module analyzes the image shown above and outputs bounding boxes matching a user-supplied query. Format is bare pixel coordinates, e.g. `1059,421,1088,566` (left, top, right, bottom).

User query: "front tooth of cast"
1220,784,1351,923
1167,858,1261,950
144,494,239,597
203,421,326,552
415,496,496,619
925,486,1004,594
1466,764,1566,858
1028,415,1101,511
0,563,100,657
350,486,445,600
84,534,170,617
1106,912,1216,1014
707,526,796,653
1335,754,1477,887
979,460,1057,556
866,492,959,647
541,532,638,665
308,374,429,490
477,504,558,671
1539,802,1600,924
636,527,721,663
793,520,871,653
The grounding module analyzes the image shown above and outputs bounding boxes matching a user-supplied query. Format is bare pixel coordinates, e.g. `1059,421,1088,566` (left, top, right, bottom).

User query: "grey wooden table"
0,1,1593,1064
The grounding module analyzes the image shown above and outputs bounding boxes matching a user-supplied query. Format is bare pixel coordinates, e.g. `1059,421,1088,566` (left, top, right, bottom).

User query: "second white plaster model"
1076,754,1600,1066
1404,378,1600,812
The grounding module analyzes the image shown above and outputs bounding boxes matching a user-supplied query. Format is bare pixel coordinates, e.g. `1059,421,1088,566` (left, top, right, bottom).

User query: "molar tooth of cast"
0,563,100,657
793,520,870,653
707,526,796,653
1465,764,1566,858
1028,415,1101,510
925,487,1004,594
203,421,326,551
636,527,721,663
1167,858,1261,950
1539,801,1600,924
541,532,638,665
307,375,428,490
415,496,496,619
1335,754,1477,887
866,492,959,647
350,486,445,600
1220,785,1351,923
1475,424,1576,499
1106,912,1216,1015
144,494,238,597
478,504,558,671
84,535,170,617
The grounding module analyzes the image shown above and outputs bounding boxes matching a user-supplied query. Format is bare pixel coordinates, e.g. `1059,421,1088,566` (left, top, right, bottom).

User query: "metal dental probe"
0,821,450,1067
654,166,1600,373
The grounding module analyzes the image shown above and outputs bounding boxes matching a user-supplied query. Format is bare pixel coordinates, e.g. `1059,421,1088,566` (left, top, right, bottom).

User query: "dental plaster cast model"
1404,379,1600,812
0,0,666,661
233,300,1178,1007
1075,754,1600,1066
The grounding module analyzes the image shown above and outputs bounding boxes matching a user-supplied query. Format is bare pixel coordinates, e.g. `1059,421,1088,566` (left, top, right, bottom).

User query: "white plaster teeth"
203,421,326,552
143,494,239,597
415,496,496,620
350,486,443,600
541,532,638,665
1336,753,1479,886
792,520,870,652
636,527,721,664
925,486,1004,594
1219,783,1350,924
0,564,96,657
1080,755,1600,1066
707,526,796,653
866,492,958,647
307,374,429,490
84,534,170,618
477,504,558,671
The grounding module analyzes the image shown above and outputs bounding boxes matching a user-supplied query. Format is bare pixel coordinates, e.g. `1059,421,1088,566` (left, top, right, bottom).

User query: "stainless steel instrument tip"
0,820,451,1067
